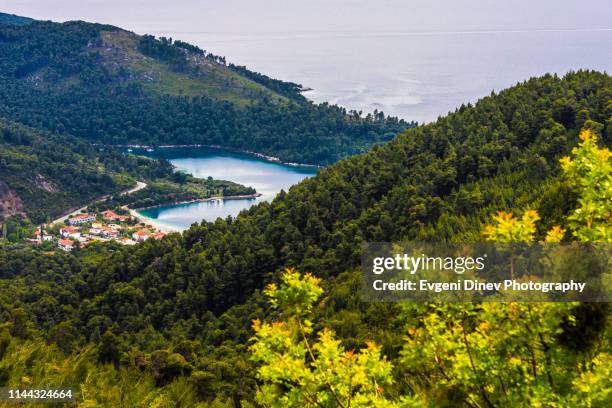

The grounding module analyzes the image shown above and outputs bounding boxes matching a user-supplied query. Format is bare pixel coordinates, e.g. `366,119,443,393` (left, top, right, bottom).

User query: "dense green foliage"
0,71,609,405
103,173,257,210
0,120,171,223
251,269,400,407
560,130,612,241
137,35,197,72
0,12,32,27
0,19,112,81
228,64,306,102
0,18,412,165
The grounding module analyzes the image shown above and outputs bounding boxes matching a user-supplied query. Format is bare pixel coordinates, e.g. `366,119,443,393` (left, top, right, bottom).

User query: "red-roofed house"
60,226,81,239
58,239,74,251
102,210,130,222
132,230,150,242
33,229,53,242
120,237,136,246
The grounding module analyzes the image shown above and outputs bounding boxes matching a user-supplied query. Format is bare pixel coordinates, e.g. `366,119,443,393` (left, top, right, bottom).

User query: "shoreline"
106,143,323,169
127,207,179,233
46,186,261,235
127,193,263,232
131,192,263,211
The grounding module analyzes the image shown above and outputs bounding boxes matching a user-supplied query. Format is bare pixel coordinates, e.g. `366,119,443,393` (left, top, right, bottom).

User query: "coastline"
131,192,262,211
127,193,263,232
127,207,179,233
109,143,323,169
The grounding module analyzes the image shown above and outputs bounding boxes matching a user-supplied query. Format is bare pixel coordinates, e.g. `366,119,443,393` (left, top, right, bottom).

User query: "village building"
41,209,165,250
33,229,53,242
101,210,119,220
132,230,150,242
60,226,81,239
89,226,102,235
101,228,120,239
68,213,96,225
120,237,136,246
102,210,130,222
89,225,103,236
151,232,166,240
58,239,74,251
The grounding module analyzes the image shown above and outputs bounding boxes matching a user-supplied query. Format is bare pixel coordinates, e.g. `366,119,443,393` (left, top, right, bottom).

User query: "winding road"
49,181,147,226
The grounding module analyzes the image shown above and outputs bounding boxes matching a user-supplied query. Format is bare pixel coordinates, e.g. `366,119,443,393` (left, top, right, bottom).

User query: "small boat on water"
146,148,154,152
127,148,133,152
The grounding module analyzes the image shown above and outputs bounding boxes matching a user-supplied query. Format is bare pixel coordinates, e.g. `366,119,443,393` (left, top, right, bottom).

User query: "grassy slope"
87,30,289,105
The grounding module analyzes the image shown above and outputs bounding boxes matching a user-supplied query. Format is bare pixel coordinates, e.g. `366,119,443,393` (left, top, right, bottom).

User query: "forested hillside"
0,71,609,406
0,15,412,165
0,118,258,228
0,13,31,26
0,119,173,223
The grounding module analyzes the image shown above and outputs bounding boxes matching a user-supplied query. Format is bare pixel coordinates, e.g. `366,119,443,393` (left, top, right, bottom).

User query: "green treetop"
250,268,402,408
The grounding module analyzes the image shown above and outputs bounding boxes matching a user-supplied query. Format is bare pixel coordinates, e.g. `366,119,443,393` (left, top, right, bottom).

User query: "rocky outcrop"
0,181,24,217
33,174,58,193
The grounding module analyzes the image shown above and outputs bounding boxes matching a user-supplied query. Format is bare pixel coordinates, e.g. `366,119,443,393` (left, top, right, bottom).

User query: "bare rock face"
0,181,24,217
33,174,58,193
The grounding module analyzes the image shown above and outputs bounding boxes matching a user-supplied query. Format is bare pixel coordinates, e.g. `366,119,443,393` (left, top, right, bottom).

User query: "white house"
68,213,96,225
102,228,119,239
58,239,74,251
132,230,150,242
33,229,53,242
120,237,136,246
60,226,81,239
89,226,103,236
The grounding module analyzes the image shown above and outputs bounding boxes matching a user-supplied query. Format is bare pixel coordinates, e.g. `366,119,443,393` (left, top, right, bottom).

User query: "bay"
134,147,318,230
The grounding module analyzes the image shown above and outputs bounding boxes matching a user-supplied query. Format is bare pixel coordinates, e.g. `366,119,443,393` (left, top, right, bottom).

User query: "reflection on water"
135,147,318,230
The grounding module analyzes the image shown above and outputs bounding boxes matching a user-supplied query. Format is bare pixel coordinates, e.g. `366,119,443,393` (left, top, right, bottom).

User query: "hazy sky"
1,0,611,35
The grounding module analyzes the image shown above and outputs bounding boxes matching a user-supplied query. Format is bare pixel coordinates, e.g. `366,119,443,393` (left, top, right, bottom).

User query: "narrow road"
49,181,147,226
120,181,147,196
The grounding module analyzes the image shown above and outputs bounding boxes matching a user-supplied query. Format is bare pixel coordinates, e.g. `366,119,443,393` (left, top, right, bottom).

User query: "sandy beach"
127,208,180,233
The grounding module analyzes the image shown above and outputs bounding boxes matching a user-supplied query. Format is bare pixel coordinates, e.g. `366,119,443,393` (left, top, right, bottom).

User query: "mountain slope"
0,12,32,26
0,71,609,404
0,17,413,165
4,70,609,309
0,119,174,223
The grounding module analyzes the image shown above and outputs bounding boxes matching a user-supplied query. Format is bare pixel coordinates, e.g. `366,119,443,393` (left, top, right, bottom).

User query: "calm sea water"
173,29,612,123
4,2,609,123
135,147,317,230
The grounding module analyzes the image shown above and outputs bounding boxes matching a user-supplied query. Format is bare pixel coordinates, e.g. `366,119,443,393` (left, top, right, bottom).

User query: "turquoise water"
134,147,318,230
